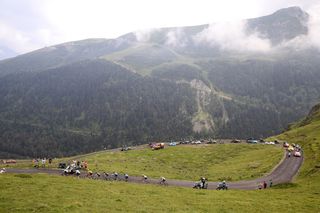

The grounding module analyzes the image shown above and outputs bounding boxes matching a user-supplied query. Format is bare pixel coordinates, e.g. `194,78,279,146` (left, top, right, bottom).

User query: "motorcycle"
216,183,228,190
193,181,208,189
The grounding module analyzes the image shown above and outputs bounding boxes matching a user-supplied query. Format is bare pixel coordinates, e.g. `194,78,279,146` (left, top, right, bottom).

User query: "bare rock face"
190,79,215,133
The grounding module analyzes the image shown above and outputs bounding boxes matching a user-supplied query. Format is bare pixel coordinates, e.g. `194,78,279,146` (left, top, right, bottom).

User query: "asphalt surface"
4,147,303,190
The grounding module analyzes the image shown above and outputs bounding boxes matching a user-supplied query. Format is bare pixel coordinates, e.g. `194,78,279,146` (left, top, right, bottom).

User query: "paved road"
4,149,303,190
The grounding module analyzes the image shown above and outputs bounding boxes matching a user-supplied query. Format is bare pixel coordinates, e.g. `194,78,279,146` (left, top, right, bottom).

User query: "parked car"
265,141,275,145
180,141,190,144
121,146,132,151
294,151,302,157
3,159,16,164
207,140,217,144
231,139,241,143
151,143,165,150
247,138,258,144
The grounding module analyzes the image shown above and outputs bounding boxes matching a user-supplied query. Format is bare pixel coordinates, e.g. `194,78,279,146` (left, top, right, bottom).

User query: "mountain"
0,38,135,78
247,6,309,45
0,7,320,158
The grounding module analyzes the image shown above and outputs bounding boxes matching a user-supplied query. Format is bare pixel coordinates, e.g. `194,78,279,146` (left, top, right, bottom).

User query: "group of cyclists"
73,170,168,185
63,167,229,189
60,162,232,190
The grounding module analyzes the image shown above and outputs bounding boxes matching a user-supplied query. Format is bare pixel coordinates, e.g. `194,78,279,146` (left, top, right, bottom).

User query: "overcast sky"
0,0,319,59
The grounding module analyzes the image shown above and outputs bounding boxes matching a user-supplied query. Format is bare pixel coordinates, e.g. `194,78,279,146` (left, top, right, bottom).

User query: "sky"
0,0,319,59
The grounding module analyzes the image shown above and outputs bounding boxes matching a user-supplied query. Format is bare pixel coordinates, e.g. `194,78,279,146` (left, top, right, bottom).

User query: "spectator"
41,158,46,168
263,181,267,189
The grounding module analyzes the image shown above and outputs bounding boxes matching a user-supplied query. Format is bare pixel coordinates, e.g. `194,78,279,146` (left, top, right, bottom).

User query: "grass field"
81,144,283,181
0,172,319,213
4,144,283,181
1,106,320,212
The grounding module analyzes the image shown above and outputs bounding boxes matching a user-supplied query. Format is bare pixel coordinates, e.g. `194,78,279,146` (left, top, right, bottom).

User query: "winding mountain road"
4,149,303,190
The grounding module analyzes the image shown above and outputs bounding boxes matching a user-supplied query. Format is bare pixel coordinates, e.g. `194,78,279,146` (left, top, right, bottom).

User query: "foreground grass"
77,144,282,181
0,173,319,213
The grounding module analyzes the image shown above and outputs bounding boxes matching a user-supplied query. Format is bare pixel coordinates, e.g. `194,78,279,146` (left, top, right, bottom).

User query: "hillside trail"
5,148,303,190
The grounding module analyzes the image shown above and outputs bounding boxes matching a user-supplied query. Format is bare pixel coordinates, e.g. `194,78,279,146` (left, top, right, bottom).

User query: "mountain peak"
247,6,309,45
272,6,308,19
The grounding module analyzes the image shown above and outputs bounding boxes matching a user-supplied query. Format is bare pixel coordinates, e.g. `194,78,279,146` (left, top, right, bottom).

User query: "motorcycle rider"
160,176,166,184
200,177,206,189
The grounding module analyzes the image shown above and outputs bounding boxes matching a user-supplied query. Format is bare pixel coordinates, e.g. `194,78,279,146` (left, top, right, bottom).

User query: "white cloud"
0,20,65,55
0,21,35,53
193,20,271,52
306,3,320,48
134,28,158,42
166,29,187,47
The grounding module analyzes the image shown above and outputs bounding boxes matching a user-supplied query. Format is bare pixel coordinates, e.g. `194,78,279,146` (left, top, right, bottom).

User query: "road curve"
4,150,303,190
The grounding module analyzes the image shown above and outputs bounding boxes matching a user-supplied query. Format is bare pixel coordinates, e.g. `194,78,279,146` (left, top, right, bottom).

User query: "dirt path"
4,149,303,190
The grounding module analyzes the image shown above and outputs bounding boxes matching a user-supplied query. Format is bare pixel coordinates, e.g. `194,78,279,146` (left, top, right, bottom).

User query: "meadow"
6,143,283,181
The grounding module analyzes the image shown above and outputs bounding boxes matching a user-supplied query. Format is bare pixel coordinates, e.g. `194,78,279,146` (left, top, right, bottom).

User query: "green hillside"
0,60,197,157
69,144,283,181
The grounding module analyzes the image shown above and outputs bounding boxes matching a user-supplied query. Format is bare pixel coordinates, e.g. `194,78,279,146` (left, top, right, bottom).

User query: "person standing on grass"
41,158,46,168
263,181,267,189
269,179,273,187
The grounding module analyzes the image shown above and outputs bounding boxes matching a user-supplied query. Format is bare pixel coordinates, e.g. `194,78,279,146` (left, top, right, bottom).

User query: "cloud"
0,0,66,58
306,3,320,48
134,28,159,42
166,29,188,47
193,20,271,52
0,20,65,55
0,21,35,53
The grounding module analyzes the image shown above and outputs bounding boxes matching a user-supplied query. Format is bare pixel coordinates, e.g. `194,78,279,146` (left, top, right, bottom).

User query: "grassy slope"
268,104,320,190
4,144,283,181
1,105,320,212
82,144,282,181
